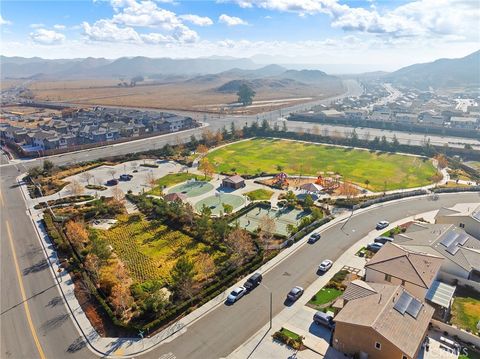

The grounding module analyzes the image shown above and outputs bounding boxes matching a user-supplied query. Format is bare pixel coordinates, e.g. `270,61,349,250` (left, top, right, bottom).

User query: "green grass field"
148,173,207,196
245,189,274,201
308,287,343,309
206,138,437,191
451,290,480,335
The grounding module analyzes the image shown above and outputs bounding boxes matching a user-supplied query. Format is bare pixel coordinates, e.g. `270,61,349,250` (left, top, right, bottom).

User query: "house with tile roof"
365,242,444,298
333,281,434,359
435,203,480,239
394,223,480,281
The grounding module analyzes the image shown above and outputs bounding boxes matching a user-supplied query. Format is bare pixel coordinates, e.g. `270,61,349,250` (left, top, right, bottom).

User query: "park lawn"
465,161,480,171
308,287,343,308
206,138,437,191
245,189,274,201
148,173,207,196
451,292,480,335
97,214,223,284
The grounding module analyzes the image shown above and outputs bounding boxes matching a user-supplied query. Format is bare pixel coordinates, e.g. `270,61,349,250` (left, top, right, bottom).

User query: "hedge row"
432,186,480,193
43,212,69,251
34,195,95,209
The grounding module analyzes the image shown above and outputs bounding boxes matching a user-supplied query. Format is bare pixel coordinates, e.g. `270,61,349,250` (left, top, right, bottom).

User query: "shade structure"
425,280,456,308
300,182,324,193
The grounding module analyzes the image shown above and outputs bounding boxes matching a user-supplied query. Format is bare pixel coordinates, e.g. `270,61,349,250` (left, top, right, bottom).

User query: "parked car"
287,286,304,302
374,236,394,244
227,287,247,303
308,233,321,243
244,273,263,291
376,221,389,230
119,174,133,181
367,242,384,252
313,311,335,328
106,179,119,186
318,259,333,272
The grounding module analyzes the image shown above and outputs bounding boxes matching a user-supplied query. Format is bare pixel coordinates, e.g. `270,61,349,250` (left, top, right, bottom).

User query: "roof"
300,183,323,193
425,280,456,308
365,242,443,289
450,116,478,123
223,175,245,184
342,279,377,301
435,203,480,223
334,282,434,358
163,193,187,202
394,224,480,272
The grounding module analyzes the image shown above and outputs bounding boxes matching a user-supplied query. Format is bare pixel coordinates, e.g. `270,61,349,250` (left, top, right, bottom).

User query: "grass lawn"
451,289,480,335
206,138,437,191
279,328,301,341
245,189,274,201
465,161,480,172
148,173,207,196
460,351,480,359
308,287,343,308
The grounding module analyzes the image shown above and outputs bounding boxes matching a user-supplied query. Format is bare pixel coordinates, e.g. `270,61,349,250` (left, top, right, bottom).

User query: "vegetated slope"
216,78,302,93
386,50,480,89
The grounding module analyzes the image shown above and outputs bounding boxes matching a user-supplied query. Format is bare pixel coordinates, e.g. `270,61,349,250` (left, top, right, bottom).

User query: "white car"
376,220,389,230
318,259,333,272
227,286,247,303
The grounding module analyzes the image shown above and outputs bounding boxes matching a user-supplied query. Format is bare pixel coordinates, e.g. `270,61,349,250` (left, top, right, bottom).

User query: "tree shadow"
66,337,87,353
45,296,63,308
23,259,49,275
40,313,69,333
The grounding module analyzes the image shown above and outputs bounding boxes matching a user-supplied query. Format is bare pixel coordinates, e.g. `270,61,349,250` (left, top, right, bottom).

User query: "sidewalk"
228,209,440,359
17,168,446,358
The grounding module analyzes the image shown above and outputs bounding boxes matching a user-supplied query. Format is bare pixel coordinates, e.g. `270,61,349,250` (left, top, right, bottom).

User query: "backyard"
206,138,438,191
451,287,480,335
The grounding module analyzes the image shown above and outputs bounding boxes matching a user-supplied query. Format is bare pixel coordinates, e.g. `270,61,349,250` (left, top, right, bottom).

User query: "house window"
402,355,408,359
401,280,406,285
459,223,465,228
375,342,381,350
385,274,392,282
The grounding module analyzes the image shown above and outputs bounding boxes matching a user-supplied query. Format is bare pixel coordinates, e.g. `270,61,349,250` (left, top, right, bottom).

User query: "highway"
1,79,479,359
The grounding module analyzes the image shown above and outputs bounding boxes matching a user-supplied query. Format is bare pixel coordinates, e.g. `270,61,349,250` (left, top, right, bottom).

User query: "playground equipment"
315,173,341,192
273,172,289,188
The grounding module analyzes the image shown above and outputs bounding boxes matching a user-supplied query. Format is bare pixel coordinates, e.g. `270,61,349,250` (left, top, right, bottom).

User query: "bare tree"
107,169,117,179
144,172,156,190
111,186,125,203
69,179,84,195
81,172,94,185
258,215,276,249
225,228,255,267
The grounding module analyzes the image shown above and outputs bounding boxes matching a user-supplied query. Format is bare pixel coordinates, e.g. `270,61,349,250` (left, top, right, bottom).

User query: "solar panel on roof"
446,244,460,255
456,234,469,246
473,211,480,220
394,291,413,314
406,298,423,318
440,231,459,247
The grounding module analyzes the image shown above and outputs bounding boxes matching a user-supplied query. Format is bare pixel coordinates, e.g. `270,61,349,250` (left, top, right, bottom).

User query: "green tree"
303,194,314,209
237,84,256,106
171,257,196,299
222,203,233,215
43,160,54,174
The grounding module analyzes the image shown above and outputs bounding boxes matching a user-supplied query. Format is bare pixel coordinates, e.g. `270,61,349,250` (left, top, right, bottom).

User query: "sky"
1,0,479,71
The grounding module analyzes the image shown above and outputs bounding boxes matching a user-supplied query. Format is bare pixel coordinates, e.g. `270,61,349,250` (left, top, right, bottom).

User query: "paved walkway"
228,209,440,359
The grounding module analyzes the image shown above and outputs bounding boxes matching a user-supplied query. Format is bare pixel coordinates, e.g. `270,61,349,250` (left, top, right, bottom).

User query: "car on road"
244,272,262,291
374,236,394,244
318,259,333,272
308,233,321,243
313,311,335,328
376,220,389,230
287,286,304,302
367,242,384,252
227,286,247,303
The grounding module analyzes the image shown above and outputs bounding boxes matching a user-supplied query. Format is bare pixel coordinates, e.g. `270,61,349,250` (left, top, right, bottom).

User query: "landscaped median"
272,327,304,350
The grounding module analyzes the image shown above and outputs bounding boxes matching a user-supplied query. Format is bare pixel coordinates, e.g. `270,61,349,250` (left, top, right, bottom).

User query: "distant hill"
0,56,259,79
386,50,480,89
279,69,329,83
216,78,300,93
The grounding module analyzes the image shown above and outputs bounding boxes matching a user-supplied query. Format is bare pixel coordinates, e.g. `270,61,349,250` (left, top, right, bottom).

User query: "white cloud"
179,14,213,26
29,28,66,45
30,23,45,29
82,19,142,43
54,24,66,30
219,14,248,26
0,15,12,26
226,0,480,39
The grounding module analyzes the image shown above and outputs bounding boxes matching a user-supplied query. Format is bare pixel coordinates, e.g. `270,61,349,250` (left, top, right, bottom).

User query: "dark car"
313,311,335,328
287,286,304,302
308,233,321,243
367,242,384,252
244,272,263,291
375,221,389,230
119,174,133,181
106,179,119,186
374,236,394,244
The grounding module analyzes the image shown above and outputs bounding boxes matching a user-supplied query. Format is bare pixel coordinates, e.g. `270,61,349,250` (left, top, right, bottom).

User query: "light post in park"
259,282,273,330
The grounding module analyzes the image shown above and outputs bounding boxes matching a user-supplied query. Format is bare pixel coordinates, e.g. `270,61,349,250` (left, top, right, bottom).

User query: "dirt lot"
0,105,63,128
28,78,344,115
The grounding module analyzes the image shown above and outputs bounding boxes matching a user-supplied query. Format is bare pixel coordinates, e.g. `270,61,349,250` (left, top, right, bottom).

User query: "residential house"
450,116,478,129
435,203,480,238
394,223,480,281
332,281,434,359
31,131,59,150
365,242,443,298
222,175,245,190
345,109,366,121
165,116,194,132
395,113,418,124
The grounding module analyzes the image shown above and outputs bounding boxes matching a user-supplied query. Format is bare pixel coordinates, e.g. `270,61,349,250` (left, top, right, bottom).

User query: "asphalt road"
1,79,479,359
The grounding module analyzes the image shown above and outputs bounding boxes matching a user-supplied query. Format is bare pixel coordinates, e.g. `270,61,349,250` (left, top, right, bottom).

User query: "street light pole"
260,282,273,330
